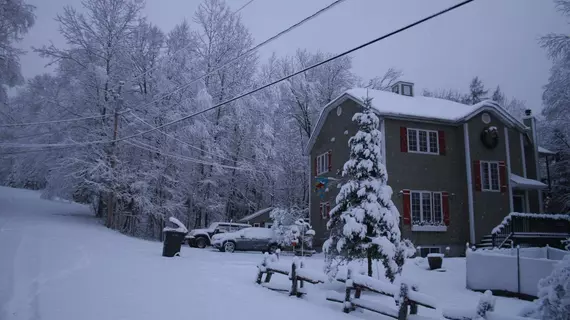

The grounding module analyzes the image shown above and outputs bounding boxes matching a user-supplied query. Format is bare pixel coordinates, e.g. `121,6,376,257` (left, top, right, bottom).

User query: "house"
238,207,274,228
304,81,562,257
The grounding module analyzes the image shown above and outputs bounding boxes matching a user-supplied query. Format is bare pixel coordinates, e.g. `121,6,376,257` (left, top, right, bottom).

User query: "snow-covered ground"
0,186,531,320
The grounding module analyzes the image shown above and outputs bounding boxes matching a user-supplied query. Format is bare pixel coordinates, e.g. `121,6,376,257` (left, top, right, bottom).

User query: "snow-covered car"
211,227,280,253
185,222,250,248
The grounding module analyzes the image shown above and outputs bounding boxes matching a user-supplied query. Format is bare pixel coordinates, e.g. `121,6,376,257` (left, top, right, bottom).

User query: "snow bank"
466,248,566,297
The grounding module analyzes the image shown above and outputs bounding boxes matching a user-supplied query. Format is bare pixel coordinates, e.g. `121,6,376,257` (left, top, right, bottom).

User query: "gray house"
238,207,274,228
304,81,552,257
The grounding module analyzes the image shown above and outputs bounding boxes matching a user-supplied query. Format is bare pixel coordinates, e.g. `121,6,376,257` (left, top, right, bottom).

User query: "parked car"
185,222,250,248
211,227,280,253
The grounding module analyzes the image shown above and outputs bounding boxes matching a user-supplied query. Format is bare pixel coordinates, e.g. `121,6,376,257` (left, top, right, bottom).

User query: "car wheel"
268,243,279,254
224,241,236,253
196,237,208,249
187,239,194,247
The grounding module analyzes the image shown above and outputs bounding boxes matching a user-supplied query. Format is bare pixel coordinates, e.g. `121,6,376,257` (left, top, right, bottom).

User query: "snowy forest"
1,0,568,240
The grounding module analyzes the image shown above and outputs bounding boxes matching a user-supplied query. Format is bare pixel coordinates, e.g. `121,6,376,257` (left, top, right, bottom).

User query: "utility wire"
0,0,473,151
130,0,347,112
0,109,131,128
124,111,238,163
124,139,262,173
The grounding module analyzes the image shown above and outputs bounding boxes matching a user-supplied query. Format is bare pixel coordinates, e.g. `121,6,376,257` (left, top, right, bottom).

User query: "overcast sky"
16,0,567,113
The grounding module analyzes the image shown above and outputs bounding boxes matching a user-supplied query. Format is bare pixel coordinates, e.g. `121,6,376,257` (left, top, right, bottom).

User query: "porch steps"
475,234,511,249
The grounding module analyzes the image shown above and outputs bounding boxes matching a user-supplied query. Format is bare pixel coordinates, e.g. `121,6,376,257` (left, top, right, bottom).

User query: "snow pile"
491,212,570,234
163,217,188,233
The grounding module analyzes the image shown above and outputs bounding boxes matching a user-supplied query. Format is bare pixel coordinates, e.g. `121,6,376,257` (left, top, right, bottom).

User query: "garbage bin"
162,230,187,257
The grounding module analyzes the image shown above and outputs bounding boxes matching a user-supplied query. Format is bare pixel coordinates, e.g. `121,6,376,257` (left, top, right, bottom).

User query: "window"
265,223,273,229
316,152,330,175
410,191,443,226
407,128,439,155
320,202,330,219
392,85,399,94
481,161,500,191
253,223,260,227
418,247,441,258
402,84,413,96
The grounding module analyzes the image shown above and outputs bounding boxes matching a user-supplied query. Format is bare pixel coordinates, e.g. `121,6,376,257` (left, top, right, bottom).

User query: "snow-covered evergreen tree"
323,97,409,282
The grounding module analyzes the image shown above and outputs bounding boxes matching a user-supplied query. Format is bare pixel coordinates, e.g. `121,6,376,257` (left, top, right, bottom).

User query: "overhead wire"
0,109,131,128
0,0,474,152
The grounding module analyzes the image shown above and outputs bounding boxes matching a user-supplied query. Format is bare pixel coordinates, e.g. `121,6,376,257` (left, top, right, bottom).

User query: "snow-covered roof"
238,207,274,223
304,88,529,155
510,173,547,190
538,146,556,155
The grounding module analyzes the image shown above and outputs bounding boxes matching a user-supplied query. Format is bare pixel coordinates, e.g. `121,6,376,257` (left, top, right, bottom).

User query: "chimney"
525,109,532,116
391,81,414,97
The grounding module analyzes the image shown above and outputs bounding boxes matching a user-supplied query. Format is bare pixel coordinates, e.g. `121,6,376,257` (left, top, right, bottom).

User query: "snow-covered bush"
531,254,570,320
475,290,496,319
270,207,311,246
323,97,413,281
562,237,569,251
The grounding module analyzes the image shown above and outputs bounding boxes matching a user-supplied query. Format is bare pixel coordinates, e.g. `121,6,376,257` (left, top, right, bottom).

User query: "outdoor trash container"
162,230,186,257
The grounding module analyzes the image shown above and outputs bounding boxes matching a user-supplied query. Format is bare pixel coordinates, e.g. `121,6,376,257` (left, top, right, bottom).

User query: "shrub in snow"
270,207,310,246
532,254,570,320
562,237,569,251
475,290,496,319
323,97,413,282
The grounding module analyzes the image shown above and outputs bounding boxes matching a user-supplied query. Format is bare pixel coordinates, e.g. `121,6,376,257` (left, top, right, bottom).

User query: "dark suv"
185,222,250,248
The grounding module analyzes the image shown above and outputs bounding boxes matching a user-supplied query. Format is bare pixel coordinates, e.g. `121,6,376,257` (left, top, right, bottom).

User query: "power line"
109,0,474,142
124,139,263,173
0,109,131,128
124,111,239,163
130,0,347,112
0,0,473,151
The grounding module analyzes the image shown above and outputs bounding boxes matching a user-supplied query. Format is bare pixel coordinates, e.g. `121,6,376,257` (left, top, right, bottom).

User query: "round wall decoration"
336,106,342,116
480,126,499,149
481,112,491,124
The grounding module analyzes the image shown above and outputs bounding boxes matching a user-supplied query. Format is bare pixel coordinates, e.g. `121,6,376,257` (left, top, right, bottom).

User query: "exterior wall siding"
384,119,469,256
467,111,511,243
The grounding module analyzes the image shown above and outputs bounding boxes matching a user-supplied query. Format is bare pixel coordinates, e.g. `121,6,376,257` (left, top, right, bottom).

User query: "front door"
513,195,525,213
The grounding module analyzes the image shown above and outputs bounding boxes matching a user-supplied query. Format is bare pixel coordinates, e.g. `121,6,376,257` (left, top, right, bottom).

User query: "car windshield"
207,222,219,230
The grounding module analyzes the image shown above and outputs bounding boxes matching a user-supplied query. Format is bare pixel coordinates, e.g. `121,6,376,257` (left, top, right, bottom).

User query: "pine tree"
468,76,488,104
534,255,570,319
323,97,409,282
491,85,505,105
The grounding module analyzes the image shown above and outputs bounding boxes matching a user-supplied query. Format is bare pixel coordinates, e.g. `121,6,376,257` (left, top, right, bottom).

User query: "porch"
490,212,570,249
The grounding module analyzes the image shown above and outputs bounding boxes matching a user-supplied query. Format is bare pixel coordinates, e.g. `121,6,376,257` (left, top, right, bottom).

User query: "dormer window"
391,81,414,97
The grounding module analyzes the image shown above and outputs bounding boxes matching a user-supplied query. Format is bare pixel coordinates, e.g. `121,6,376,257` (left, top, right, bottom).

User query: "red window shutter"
400,127,408,152
438,130,446,155
442,192,450,226
314,157,318,175
499,161,507,193
402,190,411,225
328,151,332,172
473,160,481,191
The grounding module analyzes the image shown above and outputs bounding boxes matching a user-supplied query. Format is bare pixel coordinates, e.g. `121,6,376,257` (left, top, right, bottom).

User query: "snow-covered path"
0,187,531,320
0,187,362,320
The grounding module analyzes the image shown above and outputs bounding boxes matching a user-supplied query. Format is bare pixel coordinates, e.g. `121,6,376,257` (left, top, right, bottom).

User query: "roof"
538,146,556,155
304,88,529,155
238,207,274,223
510,173,547,190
